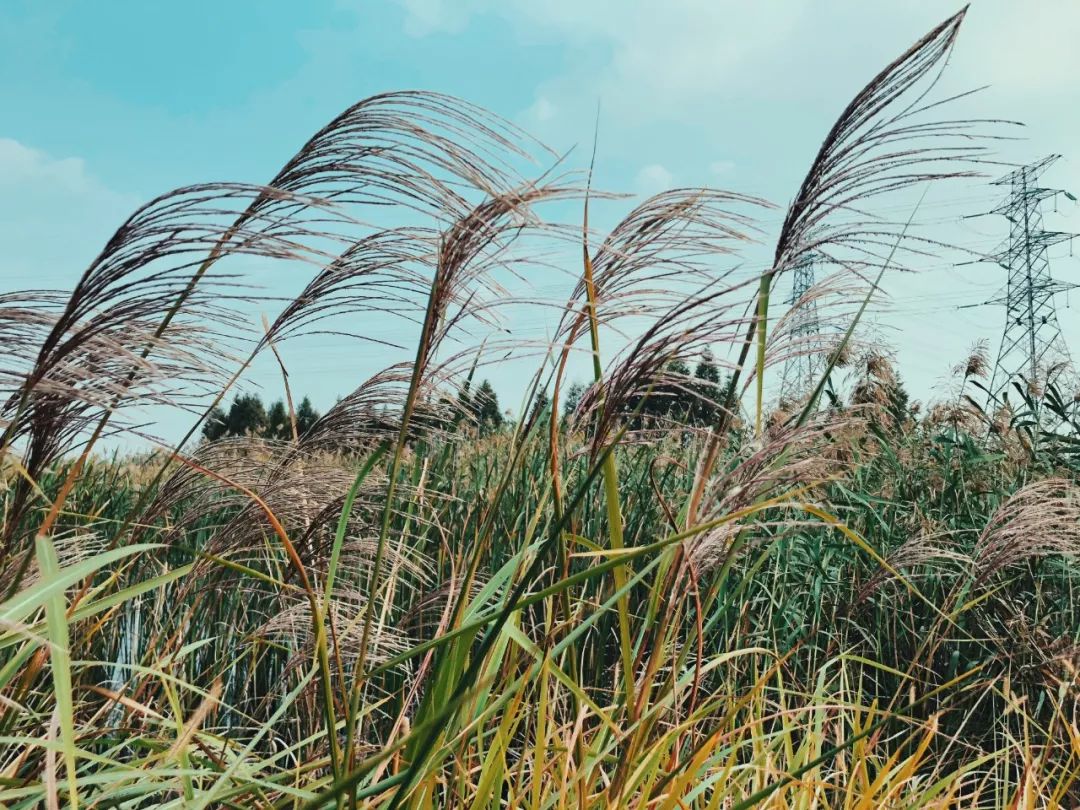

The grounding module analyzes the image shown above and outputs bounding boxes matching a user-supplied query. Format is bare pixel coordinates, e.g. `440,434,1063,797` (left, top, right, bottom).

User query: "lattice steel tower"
976,156,1076,408
779,253,824,402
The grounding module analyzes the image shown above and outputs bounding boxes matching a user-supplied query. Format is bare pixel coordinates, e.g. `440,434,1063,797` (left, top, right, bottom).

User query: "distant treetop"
203,394,320,442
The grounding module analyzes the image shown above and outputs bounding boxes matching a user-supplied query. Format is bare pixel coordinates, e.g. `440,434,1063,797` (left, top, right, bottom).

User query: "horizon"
3,0,1079,446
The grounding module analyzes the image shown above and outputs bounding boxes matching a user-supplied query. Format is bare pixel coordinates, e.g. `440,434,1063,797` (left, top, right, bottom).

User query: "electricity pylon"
778,252,824,403
967,155,1076,411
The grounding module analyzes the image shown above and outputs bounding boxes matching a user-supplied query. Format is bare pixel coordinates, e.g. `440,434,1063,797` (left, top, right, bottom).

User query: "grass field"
3,8,1080,808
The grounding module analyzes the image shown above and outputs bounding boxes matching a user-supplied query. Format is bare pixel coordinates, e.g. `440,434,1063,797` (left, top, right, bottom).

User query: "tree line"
202,352,728,444
560,350,728,427
202,395,320,441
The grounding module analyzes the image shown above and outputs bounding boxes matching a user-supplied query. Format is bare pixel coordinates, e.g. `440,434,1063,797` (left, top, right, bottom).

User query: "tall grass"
2,8,1079,808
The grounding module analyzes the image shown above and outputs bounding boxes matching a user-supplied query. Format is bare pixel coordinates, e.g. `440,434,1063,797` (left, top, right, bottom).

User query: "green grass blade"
35,535,78,810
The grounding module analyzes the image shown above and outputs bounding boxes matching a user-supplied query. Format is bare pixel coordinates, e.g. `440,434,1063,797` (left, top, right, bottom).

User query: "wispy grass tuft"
1,11,1076,809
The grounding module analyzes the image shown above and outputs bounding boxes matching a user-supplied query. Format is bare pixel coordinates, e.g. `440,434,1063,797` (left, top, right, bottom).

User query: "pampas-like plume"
771,7,991,280
0,92,565,553
767,270,870,403
573,274,759,452
954,339,990,382
555,189,766,455
557,189,767,346
297,365,432,454
679,8,997,523
258,91,552,220
146,439,429,584
0,185,324,480
0,530,106,593
727,8,995,436
688,410,866,573
258,588,412,670
974,478,1080,585
854,530,969,607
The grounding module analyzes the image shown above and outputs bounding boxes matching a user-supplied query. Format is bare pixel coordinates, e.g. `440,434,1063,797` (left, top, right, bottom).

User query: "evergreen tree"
886,376,912,432
528,389,551,428
455,378,474,428
632,359,693,427
226,394,267,438
563,382,586,421
203,406,228,441
474,380,504,433
200,394,319,442
295,397,319,436
267,400,290,440
692,350,724,425
665,359,694,422
693,350,721,385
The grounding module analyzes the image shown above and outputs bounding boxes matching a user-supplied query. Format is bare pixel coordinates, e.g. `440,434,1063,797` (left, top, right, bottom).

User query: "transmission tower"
971,156,1077,410
779,253,824,402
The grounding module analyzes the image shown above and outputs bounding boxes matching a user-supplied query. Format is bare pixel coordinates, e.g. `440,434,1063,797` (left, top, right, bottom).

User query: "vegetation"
203,394,321,442
3,9,1080,808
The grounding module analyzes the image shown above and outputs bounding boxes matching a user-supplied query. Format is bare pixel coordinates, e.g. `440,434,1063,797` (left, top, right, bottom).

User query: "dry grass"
2,9,1079,808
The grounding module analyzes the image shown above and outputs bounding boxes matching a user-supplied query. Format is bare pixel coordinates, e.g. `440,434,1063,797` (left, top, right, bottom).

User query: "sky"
2,0,1079,439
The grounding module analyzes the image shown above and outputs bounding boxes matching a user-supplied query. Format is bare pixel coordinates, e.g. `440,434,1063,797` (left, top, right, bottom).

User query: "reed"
2,9,1079,808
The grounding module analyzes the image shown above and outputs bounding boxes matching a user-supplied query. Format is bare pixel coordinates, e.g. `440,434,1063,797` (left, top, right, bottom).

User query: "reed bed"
2,9,1080,808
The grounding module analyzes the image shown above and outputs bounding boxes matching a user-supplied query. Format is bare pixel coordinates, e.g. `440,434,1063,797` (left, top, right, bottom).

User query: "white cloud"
635,163,673,194
506,0,813,125
387,0,1080,229
0,138,96,194
527,95,557,123
709,159,735,177
0,138,137,285
389,1,1080,143
399,0,476,36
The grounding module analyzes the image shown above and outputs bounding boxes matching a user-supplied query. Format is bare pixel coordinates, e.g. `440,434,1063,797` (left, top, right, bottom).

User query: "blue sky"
3,0,1079,436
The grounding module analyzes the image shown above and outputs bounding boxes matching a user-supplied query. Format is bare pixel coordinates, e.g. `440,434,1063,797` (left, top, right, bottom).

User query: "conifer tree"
474,380,503,432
